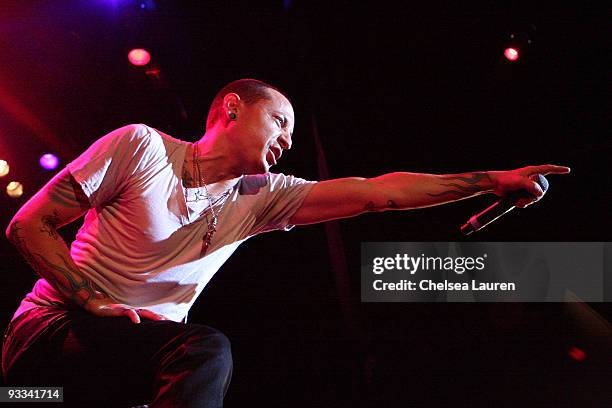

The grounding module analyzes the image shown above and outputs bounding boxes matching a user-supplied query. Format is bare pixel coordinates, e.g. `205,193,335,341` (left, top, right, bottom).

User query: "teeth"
267,149,276,165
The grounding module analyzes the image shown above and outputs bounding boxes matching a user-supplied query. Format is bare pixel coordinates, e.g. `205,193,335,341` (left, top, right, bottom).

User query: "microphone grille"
530,173,549,193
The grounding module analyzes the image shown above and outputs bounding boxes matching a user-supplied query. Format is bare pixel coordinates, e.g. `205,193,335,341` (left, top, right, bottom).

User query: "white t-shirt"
13,124,316,322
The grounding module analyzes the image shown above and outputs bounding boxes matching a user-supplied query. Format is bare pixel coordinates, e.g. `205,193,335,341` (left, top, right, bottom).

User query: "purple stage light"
40,153,59,170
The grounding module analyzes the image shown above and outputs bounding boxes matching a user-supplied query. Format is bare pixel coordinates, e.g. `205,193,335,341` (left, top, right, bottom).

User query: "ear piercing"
228,112,237,120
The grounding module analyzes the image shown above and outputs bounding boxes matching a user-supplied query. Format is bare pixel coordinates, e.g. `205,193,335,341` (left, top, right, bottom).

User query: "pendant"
200,241,210,257
201,225,216,257
186,189,206,203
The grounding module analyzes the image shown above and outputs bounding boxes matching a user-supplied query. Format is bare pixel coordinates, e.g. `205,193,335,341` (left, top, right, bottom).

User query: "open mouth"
268,145,282,165
265,149,276,166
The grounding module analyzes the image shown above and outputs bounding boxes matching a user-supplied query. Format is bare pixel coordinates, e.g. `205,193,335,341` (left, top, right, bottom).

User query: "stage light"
504,47,519,61
568,346,586,362
145,65,161,79
7,181,23,198
0,160,9,177
40,153,59,170
128,48,151,66
503,28,534,63
138,0,157,11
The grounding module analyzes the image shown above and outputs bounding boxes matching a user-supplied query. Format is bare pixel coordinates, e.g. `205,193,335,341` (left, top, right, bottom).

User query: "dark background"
0,1,610,406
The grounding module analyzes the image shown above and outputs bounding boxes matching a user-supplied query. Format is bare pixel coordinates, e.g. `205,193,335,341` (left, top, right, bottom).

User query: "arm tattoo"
8,220,108,306
8,221,42,271
34,253,108,306
438,173,490,185
427,172,493,198
365,200,399,212
387,200,399,209
40,210,61,239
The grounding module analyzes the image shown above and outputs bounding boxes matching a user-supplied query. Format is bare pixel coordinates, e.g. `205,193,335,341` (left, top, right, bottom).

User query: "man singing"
2,78,570,407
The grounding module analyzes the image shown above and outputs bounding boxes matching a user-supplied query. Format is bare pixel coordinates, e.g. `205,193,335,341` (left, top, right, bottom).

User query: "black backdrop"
0,1,610,406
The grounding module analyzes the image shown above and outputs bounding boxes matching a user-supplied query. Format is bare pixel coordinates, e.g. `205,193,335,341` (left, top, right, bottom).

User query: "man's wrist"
61,283,109,310
429,171,496,199
482,171,498,194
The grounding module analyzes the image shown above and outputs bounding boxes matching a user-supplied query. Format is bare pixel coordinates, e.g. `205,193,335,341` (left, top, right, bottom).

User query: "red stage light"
504,47,519,61
145,66,161,78
568,346,586,362
128,48,151,66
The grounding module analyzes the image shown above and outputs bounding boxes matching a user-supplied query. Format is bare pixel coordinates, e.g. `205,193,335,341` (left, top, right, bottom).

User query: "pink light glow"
40,153,59,170
504,47,519,61
128,48,151,66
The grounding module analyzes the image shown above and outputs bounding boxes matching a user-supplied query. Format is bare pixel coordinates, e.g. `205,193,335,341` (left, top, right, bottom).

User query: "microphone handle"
461,198,515,236
460,174,549,236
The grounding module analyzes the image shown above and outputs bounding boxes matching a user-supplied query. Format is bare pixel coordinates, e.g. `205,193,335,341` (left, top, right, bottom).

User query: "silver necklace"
193,142,230,256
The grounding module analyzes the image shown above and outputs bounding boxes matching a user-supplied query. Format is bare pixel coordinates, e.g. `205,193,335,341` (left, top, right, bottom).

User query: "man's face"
233,89,294,174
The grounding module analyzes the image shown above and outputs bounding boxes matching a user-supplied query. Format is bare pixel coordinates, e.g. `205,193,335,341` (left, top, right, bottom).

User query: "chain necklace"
192,142,231,256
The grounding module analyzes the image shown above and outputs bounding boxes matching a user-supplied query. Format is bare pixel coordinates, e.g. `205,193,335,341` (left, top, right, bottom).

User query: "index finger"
525,164,571,176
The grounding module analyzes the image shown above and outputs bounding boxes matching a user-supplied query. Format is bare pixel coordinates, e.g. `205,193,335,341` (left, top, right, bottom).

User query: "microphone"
460,174,549,236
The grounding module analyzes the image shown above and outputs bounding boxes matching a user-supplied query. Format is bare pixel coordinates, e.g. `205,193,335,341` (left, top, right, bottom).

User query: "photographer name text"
373,279,516,291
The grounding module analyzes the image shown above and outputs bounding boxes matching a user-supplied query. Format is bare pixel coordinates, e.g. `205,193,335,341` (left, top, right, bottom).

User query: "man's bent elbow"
6,220,17,243
6,217,30,243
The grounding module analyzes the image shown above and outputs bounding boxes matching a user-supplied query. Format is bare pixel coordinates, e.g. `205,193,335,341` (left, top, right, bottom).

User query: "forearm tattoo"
364,200,399,212
7,220,108,306
35,253,107,306
40,210,61,239
426,172,493,198
8,221,42,271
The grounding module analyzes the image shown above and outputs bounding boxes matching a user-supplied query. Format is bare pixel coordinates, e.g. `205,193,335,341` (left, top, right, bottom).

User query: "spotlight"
568,346,586,362
503,27,535,62
145,65,162,79
138,0,157,11
128,48,151,66
7,181,23,198
0,160,9,177
40,153,59,170
504,47,519,61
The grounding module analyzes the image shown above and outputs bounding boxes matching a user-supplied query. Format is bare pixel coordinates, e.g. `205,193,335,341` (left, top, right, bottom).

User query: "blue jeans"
2,306,233,407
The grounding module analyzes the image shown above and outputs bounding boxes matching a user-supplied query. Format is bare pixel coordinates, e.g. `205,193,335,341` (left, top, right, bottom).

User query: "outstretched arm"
289,165,570,225
6,167,167,323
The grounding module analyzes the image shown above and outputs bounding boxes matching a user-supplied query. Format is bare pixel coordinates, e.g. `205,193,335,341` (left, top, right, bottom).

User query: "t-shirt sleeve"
66,124,159,207
245,173,317,235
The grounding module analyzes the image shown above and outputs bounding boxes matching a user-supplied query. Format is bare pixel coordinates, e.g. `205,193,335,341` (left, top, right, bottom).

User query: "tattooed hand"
488,164,570,208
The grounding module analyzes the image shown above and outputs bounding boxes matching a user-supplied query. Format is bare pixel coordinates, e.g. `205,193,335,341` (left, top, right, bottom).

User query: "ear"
223,93,241,114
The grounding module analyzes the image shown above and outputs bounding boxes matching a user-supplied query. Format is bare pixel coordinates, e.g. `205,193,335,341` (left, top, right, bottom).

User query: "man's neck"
185,127,243,188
